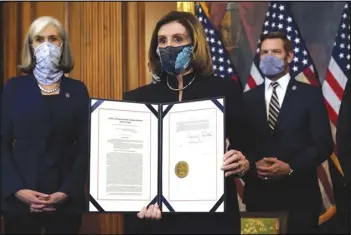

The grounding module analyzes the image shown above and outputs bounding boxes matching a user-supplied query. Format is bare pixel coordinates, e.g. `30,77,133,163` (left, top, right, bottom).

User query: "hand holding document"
89,98,226,213
137,203,162,219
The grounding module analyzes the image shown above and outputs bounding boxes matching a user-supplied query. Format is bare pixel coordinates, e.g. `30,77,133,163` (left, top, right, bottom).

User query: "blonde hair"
19,16,74,73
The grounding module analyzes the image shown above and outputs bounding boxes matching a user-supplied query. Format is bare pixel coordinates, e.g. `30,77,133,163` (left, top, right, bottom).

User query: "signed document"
89,98,225,213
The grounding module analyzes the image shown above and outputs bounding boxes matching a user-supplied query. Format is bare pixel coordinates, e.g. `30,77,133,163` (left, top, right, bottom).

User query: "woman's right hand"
15,189,53,212
15,189,50,205
137,203,162,220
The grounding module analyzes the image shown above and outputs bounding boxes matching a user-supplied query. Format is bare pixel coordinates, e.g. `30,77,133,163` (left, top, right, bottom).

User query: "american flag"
195,2,246,211
244,2,336,222
322,3,350,181
245,2,319,91
195,3,239,83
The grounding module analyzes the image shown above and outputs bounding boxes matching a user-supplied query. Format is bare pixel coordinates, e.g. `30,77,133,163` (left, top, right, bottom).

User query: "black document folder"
88,97,226,213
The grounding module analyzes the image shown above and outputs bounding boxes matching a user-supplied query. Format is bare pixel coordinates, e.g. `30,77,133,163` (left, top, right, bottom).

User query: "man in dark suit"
337,78,351,188
335,78,351,234
242,32,334,234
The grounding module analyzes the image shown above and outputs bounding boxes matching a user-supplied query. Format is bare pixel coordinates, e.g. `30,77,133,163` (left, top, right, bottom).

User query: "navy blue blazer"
1,74,90,213
242,77,333,211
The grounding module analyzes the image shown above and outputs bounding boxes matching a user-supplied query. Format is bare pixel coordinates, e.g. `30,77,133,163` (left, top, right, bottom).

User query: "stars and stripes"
322,3,350,177
195,3,239,82
195,2,245,211
244,1,336,221
245,2,319,91
192,2,346,220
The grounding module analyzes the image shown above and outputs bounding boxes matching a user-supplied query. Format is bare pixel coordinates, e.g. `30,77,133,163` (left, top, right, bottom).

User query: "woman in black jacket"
123,10,252,234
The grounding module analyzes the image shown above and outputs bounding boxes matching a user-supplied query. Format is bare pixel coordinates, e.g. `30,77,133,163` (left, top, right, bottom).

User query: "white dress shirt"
264,73,291,119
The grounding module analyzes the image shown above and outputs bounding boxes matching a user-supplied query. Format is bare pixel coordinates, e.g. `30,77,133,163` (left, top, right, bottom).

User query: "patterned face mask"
259,54,287,78
33,42,64,85
157,44,193,76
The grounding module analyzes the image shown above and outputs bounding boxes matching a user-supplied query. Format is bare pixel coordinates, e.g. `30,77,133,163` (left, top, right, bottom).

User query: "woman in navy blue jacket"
1,16,90,234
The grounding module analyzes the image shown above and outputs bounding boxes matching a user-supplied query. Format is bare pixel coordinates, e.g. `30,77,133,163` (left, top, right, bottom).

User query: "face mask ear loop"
32,43,38,54
156,47,161,57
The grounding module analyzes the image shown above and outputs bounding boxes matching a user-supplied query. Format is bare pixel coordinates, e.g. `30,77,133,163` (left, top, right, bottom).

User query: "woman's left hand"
221,149,250,177
45,192,68,205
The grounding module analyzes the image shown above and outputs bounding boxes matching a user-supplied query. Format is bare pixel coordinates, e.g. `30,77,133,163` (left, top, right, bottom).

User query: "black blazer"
122,72,249,234
336,78,351,186
242,77,334,211
1,74,90,213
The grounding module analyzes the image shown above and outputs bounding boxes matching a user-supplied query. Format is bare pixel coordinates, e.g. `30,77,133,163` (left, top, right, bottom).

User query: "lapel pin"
292,85,297,91
65,93,70,99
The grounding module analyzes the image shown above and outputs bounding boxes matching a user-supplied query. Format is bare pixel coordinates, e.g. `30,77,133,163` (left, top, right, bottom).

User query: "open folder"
88,97,226,213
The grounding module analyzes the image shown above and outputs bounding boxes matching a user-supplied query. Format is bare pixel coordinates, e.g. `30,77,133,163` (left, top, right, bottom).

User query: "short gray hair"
19,16,74,73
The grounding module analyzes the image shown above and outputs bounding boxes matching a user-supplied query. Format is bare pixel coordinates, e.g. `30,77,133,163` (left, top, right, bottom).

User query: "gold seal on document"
175,161,189,178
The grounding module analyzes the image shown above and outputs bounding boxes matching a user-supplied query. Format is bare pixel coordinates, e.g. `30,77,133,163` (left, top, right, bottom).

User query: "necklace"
38,83,60,93
166,75,196,91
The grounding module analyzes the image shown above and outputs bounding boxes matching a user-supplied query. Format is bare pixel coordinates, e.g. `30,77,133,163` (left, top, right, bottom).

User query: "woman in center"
123,11,251,234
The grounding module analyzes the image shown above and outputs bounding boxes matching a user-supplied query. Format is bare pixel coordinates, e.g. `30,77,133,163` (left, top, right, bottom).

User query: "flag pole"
177,2,195,14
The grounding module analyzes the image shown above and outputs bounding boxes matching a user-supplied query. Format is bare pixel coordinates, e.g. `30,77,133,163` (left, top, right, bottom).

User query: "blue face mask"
157,44,193,76
259,54,286,77
33,42,64,85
